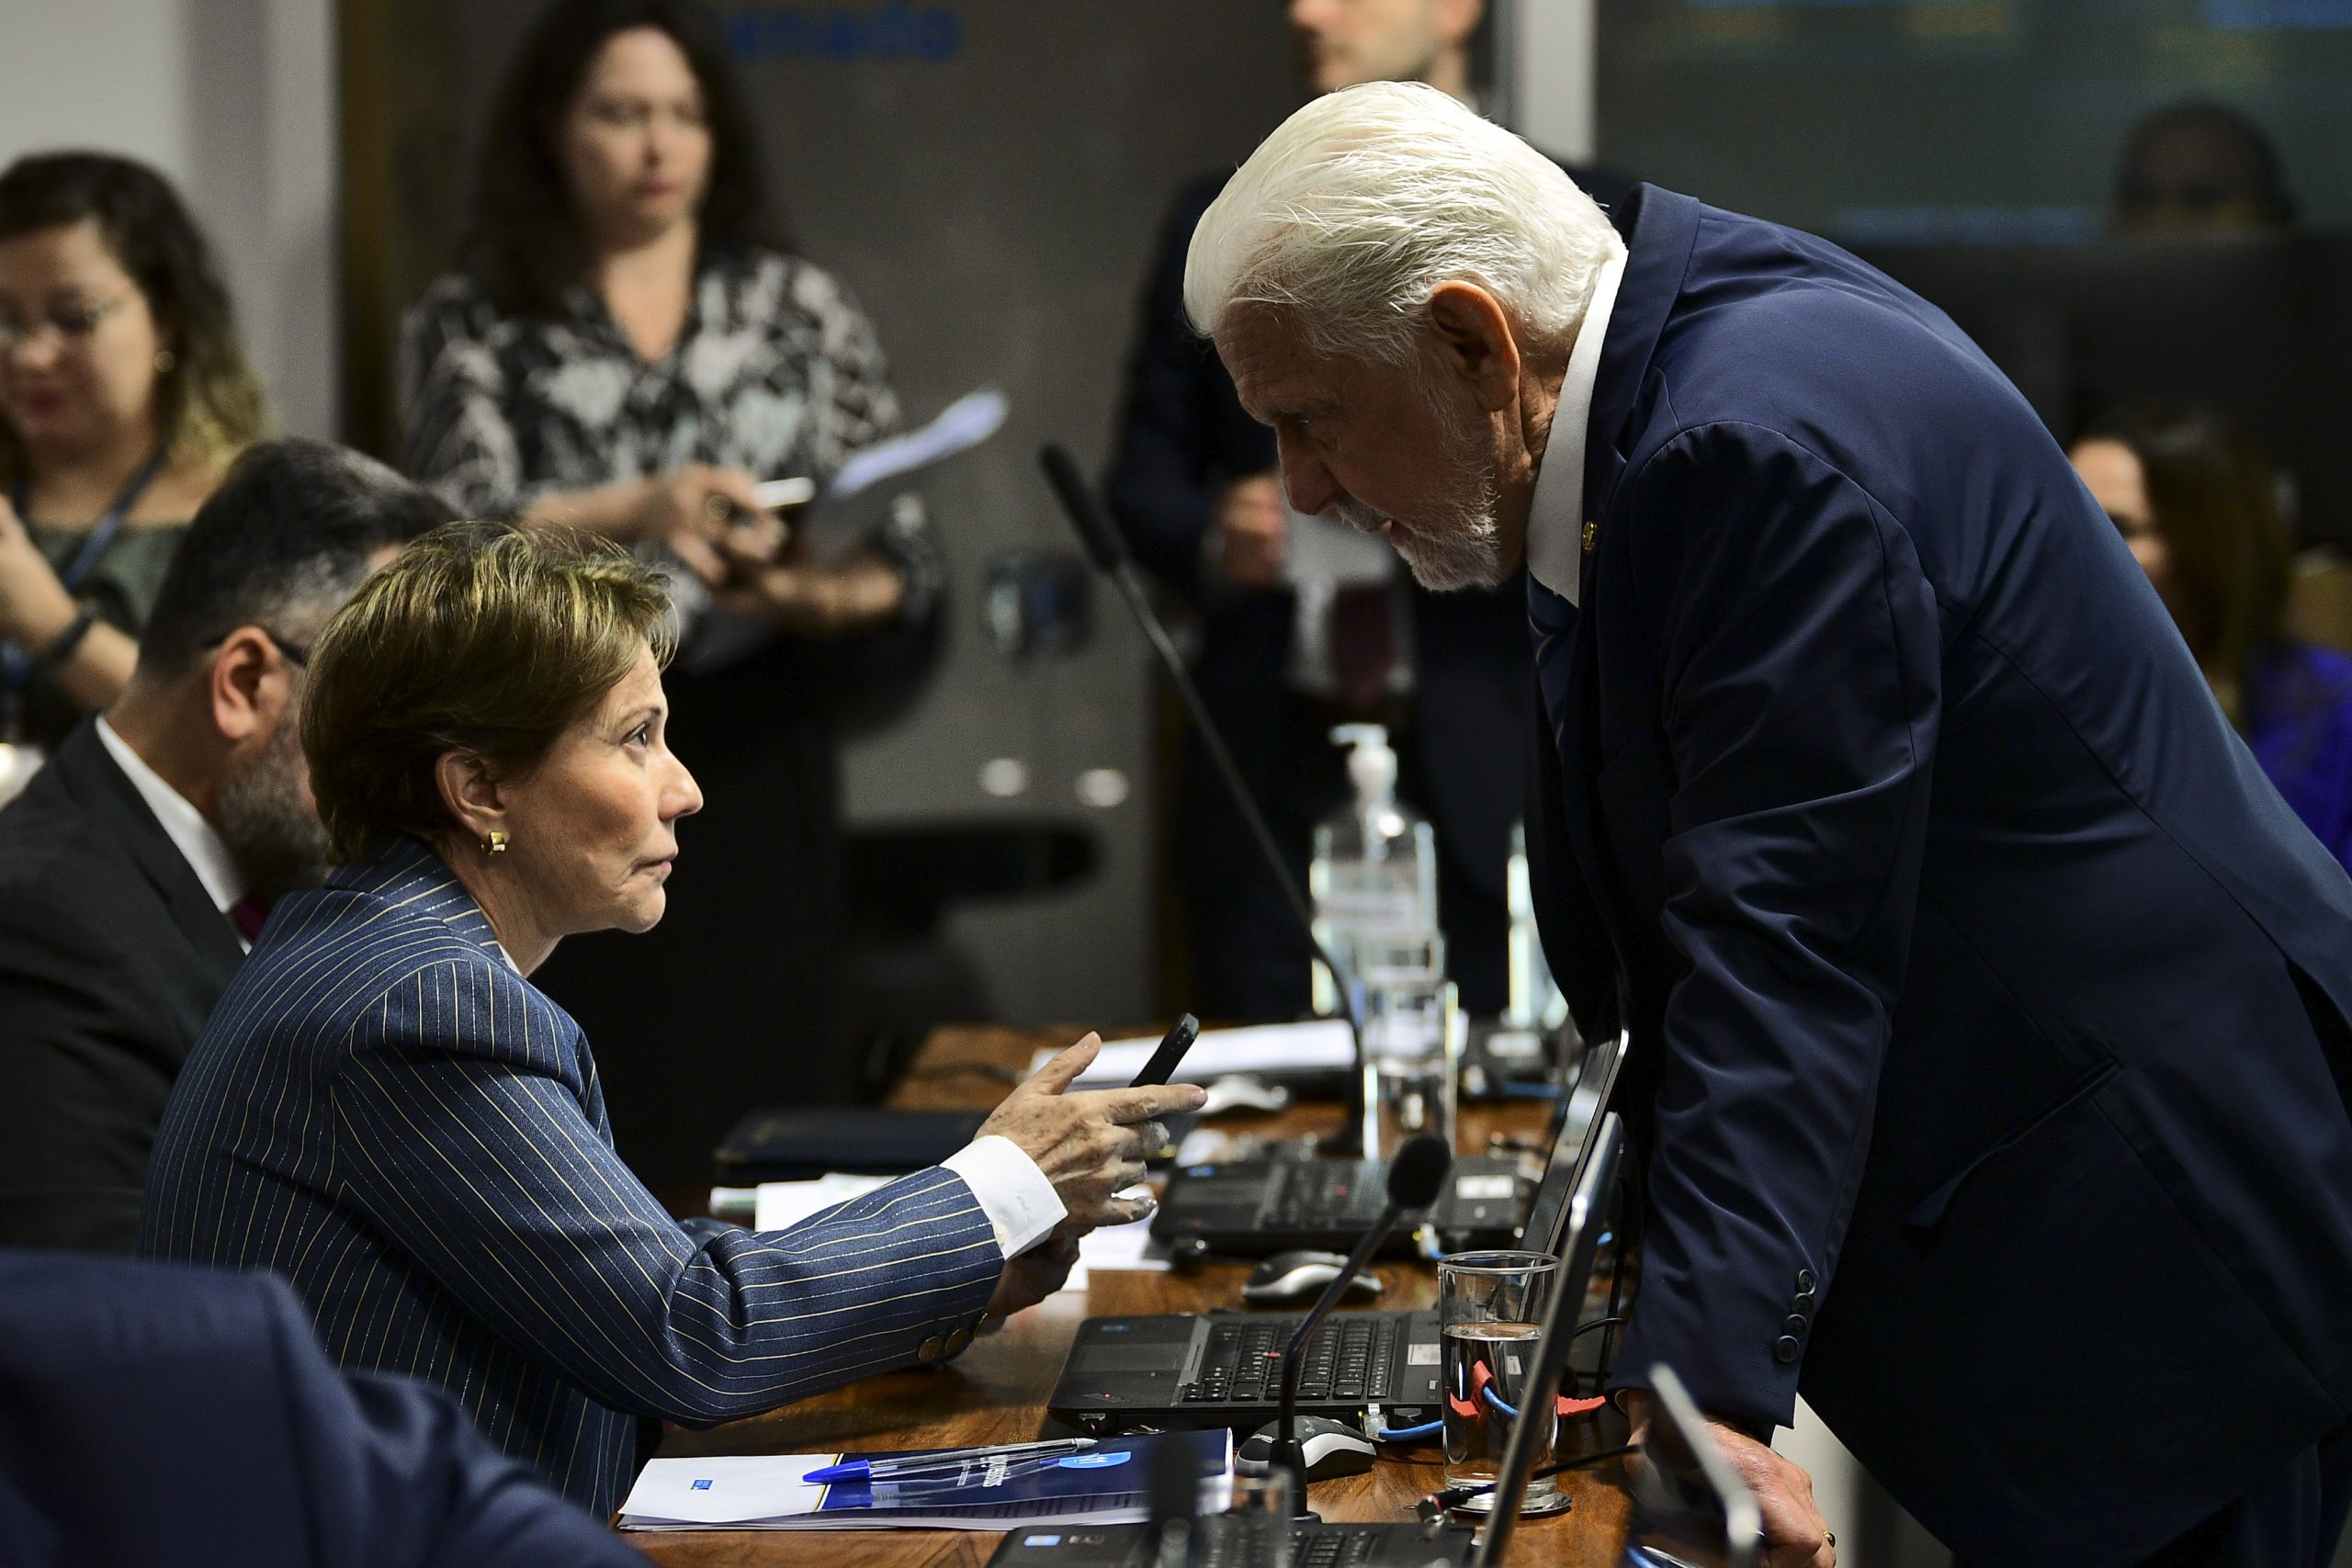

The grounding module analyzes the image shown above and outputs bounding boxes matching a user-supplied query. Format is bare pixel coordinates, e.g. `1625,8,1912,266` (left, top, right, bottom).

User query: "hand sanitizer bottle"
1309,724,1438,1015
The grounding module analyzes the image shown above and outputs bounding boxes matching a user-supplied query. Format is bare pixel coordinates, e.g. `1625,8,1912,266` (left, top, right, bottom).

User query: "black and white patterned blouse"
396,248,943,630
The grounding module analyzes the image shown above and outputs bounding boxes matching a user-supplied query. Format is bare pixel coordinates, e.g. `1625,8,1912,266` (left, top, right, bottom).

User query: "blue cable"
1375,1386,1524,1441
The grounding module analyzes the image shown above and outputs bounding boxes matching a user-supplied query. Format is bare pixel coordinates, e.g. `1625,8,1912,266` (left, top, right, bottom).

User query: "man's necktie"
1329,583,1395,713
230,895,272,945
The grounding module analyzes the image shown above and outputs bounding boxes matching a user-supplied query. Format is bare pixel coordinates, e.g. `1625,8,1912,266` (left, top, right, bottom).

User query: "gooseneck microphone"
1039,445,1372,1152
1268,1134,1453,1509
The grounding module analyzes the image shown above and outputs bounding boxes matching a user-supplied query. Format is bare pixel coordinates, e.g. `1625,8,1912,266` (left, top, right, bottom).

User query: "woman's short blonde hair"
303,520,676,863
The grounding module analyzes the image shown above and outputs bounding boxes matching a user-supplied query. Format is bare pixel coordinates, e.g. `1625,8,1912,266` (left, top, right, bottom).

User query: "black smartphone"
1128,1013,1202,1088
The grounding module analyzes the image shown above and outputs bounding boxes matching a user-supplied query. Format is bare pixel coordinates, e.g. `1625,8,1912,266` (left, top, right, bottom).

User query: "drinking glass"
1438,1248,1567,1516
1358,932,1457,1158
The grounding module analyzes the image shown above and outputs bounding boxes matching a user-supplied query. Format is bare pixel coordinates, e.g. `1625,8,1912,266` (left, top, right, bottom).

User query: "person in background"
2071,400,2352,871
1108,0,1629,1021
400,0,939,1184
0,439,447,1253
142,523,1204,1519
0,152,266,765
2110,99,2295,236
0,1252,646,1568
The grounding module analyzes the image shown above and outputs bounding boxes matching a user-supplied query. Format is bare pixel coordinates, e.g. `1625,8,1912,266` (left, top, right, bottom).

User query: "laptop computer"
1148,1020,1627,1259
1619,1365,1762,1568
998,1113,1627,1568
1047,1027,1628,1438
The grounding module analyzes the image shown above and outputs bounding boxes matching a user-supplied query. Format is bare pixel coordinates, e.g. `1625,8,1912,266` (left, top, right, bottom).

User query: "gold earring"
484,829,509,855
153,348,175,374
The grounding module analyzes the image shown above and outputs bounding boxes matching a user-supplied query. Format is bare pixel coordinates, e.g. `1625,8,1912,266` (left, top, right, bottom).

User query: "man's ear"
1425,282,1522,413
435,751,506,844
208,626,287,746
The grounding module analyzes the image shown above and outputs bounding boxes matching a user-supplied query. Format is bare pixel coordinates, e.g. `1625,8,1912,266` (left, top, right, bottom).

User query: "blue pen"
803,1437,1098,1483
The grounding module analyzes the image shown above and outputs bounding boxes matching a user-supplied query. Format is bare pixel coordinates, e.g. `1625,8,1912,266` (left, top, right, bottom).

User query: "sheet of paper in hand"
678,384,1011,671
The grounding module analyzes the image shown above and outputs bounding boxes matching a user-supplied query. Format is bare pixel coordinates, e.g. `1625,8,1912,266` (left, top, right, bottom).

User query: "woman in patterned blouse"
399,0,942,1182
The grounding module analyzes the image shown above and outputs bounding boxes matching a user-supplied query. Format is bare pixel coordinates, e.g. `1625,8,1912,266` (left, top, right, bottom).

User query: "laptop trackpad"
1076,1345,1181,1374
1068,1315,1199,1376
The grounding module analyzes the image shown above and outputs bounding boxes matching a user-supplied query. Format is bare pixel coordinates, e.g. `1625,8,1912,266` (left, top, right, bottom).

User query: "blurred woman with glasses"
0,153,266,770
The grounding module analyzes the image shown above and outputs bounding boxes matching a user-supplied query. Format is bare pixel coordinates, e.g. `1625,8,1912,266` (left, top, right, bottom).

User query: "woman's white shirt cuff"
942,1135,1067,1257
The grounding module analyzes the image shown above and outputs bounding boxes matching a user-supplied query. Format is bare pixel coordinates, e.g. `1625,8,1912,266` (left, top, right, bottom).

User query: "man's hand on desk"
1620,1390,1837,1568
976,1033,1206,1232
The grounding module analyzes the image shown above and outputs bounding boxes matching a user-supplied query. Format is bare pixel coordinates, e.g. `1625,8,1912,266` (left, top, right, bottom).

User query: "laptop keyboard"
1182,1315,1403,1405
1193,1519,1389,1568
1257,1162,1392,1231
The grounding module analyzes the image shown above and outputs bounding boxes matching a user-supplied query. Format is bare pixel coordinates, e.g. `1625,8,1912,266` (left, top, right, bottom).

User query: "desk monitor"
1621,1365,1763,1568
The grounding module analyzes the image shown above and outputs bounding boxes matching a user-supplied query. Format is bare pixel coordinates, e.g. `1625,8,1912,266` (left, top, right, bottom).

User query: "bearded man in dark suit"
0,439,445,1250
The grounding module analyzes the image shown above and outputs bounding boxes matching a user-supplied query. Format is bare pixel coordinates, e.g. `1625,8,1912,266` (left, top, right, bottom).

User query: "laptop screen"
1621,1366,1762,1568
1470,1111,1626,1568
1519,1022,1629,1257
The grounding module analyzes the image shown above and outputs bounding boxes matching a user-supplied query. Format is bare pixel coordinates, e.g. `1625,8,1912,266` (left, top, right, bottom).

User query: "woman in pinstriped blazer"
139,523,1203,1517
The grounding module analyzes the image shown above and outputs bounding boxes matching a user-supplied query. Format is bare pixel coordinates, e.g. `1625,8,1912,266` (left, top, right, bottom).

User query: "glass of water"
1359,933,1458,1158
1438,1248,1566,1516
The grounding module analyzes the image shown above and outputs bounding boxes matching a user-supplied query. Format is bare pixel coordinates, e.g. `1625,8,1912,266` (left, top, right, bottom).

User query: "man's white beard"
1328,420,1505,592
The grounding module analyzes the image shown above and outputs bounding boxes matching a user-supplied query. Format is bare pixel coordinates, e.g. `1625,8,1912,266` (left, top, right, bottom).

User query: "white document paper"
752,1173,890,1233
1057,1213,1172,1293
620,1454,829,1529
1036,1019,1356,1090
822,385,1008,515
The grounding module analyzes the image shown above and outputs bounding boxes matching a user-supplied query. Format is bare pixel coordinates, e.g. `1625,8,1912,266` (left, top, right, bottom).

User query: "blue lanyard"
2,444,170,694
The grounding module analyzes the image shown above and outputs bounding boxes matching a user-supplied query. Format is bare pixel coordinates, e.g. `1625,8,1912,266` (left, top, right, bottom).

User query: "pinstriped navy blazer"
139,835,1002,1517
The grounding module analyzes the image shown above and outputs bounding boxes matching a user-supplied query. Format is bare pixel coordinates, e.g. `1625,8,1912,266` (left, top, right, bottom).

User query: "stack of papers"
1036,1020,1356,1090
617,1430,1232,1532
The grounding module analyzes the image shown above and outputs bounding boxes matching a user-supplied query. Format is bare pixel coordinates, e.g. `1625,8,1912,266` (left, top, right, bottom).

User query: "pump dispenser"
1309,725,1439,1013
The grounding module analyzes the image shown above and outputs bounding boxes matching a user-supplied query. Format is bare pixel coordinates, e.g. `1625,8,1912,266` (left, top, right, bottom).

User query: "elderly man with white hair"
1189,83,2352,1568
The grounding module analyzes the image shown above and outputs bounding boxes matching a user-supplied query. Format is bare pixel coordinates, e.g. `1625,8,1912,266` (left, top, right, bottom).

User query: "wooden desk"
637,1026,1632,1567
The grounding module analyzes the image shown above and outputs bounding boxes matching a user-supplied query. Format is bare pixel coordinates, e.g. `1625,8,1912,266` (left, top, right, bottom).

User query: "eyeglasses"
0,290,134,352
202,627,311,668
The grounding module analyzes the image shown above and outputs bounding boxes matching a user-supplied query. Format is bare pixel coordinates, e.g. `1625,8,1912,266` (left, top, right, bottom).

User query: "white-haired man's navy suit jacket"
1526,185,2352,1564
141,836,1004,1519
0,1251,641,1568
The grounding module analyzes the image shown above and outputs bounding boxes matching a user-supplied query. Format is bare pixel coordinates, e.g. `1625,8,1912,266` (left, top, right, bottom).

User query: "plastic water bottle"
1309,724,1439,1014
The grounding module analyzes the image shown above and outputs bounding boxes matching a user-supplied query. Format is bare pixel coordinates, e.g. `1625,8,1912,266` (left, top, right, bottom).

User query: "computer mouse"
1198,1075,1292,1117
1235,1416,1378,1481
1240,1250,1385,1305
